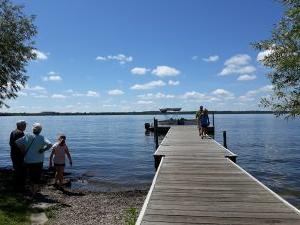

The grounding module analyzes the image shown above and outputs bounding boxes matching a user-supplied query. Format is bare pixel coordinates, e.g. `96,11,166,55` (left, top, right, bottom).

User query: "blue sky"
4,0,283,112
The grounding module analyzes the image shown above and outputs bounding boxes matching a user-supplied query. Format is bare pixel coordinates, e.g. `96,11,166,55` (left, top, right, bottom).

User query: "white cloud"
24,85,46,93
32,49,48,60
219,54,256,76
131,67,150,75
34,94,48,98
95,54,133,64
138,92,175,99
86,90,100,97
225,54,251,66
239,85,273,101
180,91,206,100
137,100,153,105
65,89,74,93
168,80,180,86
237,74,257,81
192,56,198,60
51,94,66,99
212,89,234,99
108,89,124,96
202,55,219,62
95,56,107,61
152,66,180,77
130,80,166,90
18,91,28,96
43,72,62,81
257,49,274,62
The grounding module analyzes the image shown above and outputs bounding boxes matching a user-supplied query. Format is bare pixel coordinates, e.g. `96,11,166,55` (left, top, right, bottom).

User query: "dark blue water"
0,114,299,208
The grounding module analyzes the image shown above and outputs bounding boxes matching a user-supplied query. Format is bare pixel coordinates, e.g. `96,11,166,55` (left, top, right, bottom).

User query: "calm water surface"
0,114,299,208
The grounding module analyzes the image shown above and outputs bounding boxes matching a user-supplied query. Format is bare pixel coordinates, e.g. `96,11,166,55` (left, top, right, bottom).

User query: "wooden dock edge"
227,157,300,215
136,157,165,225
211,138,238,162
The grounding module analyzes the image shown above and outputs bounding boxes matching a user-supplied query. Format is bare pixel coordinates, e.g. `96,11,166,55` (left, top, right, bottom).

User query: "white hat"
32,123,42,134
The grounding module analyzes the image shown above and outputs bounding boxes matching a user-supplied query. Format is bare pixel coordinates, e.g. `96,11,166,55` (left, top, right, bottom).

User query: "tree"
253,0,300,117
0,0,37,108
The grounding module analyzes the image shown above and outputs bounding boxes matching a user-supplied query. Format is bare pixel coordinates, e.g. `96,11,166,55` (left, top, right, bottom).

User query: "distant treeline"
0,111,275,117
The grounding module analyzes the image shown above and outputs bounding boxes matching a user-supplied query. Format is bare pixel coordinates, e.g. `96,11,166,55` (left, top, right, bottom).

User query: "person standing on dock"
201,108,210,139
9,120,27,192
196,105,204,136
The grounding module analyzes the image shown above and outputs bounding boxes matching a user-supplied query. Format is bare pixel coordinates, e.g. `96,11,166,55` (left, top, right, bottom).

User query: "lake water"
0,114,299,208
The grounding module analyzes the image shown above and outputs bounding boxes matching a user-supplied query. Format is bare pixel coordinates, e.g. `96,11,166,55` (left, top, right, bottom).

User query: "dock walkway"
136,126,300,225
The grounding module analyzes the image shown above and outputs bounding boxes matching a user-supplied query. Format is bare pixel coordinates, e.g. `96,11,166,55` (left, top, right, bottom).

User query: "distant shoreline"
0,111,275,116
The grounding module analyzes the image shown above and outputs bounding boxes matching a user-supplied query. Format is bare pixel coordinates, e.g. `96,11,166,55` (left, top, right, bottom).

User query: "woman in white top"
49,134,72,187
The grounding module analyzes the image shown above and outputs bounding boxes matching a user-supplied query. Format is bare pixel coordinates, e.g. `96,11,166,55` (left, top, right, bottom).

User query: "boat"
159,108,182,113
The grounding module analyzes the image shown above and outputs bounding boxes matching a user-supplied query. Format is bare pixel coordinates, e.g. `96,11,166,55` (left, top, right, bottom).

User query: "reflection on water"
0,114,299,207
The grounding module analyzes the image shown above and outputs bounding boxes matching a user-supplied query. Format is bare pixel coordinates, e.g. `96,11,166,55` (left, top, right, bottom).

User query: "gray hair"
16,120,26,129
32,123,42,134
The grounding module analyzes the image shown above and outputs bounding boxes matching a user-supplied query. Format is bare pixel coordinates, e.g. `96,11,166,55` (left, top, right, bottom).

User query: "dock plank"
137,126,300,225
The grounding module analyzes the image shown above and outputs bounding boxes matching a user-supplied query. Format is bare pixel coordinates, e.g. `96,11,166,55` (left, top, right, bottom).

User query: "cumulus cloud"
219,54,256,76
152,66,180,77
130,80,166,90
137,100,153,105
138,92,175,99
212,89,234,99
237,74,257,81
24,85,46,93
72,90,100,97
202,55,219,62
95,54,133,64
86,90,100,97
18,91,28,96
32,49,48,60
108,89,124,96
181,91,220,102
168,80,180,86
239,85,273,101
43,71,62,81
131,67,150,75
180,91,206,100
257,49,274,62
51,94,66,99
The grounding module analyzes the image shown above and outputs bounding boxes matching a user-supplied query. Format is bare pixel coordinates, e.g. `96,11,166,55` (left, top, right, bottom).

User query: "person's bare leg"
58,167,64,186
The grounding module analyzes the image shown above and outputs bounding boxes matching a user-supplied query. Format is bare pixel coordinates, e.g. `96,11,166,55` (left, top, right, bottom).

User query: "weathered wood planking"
136,126,300,225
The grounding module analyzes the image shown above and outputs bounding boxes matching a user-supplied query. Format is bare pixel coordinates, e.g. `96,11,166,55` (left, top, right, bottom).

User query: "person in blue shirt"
16,123,52,195
200,108,210,139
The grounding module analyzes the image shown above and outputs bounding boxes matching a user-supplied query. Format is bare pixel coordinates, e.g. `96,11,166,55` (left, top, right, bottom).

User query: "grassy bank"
0,193,31,225
0,169,31,225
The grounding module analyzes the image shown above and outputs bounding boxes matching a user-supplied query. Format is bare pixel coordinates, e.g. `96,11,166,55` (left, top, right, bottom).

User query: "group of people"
195,105,210,138
9,120,72,195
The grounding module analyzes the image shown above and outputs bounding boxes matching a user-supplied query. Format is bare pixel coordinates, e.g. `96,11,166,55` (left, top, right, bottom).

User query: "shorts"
201,124,208,128
54,163,65,167
26,162,43,183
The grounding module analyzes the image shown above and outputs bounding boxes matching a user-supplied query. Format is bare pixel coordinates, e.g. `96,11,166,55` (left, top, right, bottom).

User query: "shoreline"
0,110,275,117
0,168,148,225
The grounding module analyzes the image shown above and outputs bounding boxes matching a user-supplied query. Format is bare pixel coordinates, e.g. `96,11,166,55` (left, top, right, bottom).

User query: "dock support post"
223,131,227,149
212,112,215,127
154,118,159,149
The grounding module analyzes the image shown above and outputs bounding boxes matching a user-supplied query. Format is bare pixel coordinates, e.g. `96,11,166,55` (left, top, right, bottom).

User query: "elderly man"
16,123,52,195
9,120,27,191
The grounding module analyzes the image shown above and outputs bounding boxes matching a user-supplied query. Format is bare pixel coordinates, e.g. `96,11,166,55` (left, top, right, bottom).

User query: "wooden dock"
136,125,300,225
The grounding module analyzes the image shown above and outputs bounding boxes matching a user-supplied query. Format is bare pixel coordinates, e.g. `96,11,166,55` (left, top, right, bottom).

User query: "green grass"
0,193,31,225
123,207,138,225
